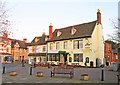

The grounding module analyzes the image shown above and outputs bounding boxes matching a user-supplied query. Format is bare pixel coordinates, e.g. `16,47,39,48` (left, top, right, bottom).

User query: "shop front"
28,53,47,64
47,51,69,65
0,52,13,64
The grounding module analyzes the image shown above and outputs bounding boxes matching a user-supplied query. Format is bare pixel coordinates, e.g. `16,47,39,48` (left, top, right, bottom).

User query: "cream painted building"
27,34,48,64
47,9,104,67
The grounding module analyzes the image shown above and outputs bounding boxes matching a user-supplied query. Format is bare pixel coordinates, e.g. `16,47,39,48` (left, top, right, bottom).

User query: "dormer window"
35,38,39,42
45,37,48,41
15,42,19,48
71,27,76,35
57,31,62,37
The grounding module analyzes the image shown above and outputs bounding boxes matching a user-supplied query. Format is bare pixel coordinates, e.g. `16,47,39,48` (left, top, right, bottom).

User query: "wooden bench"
35,62,48,67
51,67,74,79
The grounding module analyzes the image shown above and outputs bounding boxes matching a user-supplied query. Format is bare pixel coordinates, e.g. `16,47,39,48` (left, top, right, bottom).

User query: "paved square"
2,63,118,83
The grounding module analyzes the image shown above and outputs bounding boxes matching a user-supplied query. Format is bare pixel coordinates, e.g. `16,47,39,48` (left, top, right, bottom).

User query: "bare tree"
0,0,12,37
108,19,120,44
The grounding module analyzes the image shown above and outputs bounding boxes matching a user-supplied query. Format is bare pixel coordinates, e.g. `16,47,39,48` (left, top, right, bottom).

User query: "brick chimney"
42,32,46,37
97,9,101,24
49,23,53,39
23,38,27,43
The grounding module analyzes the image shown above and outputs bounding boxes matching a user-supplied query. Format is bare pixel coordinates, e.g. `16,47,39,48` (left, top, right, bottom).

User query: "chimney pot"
97,9,101,24
49,23,53,39
23,38,27,43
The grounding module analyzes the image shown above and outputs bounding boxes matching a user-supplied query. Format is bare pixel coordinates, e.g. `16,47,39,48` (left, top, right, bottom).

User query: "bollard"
101,69,104,81
3,66,5,74
30,67,32,75
117,75,120,85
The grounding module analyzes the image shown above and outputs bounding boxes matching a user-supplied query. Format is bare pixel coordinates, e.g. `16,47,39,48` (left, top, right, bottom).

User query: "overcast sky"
6,0,119,42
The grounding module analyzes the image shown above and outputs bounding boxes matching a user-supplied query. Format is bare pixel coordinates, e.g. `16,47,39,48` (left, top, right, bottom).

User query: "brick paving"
2,63,118,83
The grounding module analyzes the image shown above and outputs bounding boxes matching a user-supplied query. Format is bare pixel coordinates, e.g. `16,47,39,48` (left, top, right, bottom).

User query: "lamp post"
29,66,32,75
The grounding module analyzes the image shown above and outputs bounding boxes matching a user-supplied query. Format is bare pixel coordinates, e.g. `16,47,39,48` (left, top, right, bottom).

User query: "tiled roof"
30,36,42,46
11,39,27,49
0,36,10,42
26,43,31,46
29,35,48,46
28,53,46,56
48,20,97,42
0,52,12,55
0,36,27,49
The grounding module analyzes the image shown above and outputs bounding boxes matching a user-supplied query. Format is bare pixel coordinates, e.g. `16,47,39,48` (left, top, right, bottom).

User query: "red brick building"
104,41,118,64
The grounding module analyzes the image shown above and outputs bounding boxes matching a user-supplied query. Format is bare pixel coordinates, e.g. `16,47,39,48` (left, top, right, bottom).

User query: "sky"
5,0,119,42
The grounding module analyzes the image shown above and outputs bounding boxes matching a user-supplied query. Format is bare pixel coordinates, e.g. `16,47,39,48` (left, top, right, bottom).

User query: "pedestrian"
32,61,35,68
33,62,36,68
22,59,25,67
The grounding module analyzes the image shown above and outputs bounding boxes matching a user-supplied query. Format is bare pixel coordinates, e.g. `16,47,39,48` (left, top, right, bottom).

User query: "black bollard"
30,67,32,75
101,69,104,81
3,66,5,74
117,75,120,85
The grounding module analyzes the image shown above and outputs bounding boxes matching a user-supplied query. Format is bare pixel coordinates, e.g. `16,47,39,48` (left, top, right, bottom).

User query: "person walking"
21,59,25,67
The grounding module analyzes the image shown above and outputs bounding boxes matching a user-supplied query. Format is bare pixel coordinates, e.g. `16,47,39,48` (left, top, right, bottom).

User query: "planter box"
81,74,89,81
9,71,17,76
36,72,44,77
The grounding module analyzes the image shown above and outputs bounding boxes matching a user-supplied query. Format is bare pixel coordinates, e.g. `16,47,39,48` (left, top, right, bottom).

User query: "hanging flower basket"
9,71,17,76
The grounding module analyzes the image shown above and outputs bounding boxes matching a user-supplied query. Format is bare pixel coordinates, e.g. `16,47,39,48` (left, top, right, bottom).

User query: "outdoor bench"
51,67,74,79
35,62,48,67
71,63,80,67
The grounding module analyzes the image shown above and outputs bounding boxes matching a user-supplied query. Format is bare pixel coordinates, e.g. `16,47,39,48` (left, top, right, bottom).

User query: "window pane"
50,43,53,50
32,47,35,52
56,54,59,61
53,55,55,61
63,41,67,49
73,40,78,49
73,40,83,49
74,54,79,62
79,40,83,48
56,42,60,50
69,57,72,62
79,54,83,62
49,55,52,61
74,54,83,62
43,46,46,52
